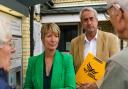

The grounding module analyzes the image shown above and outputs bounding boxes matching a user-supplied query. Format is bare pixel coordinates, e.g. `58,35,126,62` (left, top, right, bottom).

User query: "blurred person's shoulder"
0,78,11,89
108,47,128,69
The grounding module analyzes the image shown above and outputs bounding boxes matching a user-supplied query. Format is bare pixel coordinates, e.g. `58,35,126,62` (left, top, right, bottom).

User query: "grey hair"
0,18,12,46
79,7,98,21
106,0,128,11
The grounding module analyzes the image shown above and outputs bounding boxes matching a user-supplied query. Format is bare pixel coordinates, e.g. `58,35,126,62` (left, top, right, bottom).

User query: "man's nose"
86,19,92,25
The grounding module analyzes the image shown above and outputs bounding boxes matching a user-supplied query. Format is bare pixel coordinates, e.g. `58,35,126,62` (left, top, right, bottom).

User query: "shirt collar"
85,29,98,42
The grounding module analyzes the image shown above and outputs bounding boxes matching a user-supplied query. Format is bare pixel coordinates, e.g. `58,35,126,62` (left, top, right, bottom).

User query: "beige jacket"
70,30,120,87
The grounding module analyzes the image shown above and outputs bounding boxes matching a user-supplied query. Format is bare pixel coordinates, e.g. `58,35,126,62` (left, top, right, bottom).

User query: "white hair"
106,0,128,11
0,18,12,46
79,7,98,20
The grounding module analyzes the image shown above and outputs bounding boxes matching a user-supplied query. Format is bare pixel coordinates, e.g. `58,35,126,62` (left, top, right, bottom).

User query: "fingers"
77,83,90,89
79,83,98,89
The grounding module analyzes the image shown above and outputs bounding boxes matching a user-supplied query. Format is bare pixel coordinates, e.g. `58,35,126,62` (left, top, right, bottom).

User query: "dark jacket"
0,68,11,89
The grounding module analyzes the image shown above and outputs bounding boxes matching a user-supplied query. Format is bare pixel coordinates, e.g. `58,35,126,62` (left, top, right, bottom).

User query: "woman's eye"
55,35,59,37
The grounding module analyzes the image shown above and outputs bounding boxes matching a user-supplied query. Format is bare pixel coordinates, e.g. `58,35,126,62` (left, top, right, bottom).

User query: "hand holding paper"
76,53,106,85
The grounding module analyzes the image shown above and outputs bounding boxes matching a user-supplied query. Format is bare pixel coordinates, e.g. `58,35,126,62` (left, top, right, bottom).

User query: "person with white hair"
70,7,120,89
0,19,15,89
100,0,128,89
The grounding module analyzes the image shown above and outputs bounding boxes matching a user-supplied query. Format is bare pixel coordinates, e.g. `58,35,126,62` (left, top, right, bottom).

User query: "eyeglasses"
0,39,15,49
5,40,15,48
105,4,113,20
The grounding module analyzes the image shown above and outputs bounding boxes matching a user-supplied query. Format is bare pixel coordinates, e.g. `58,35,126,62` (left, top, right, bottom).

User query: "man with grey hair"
0,19,15,89
100,0,128,89
70,7,120,89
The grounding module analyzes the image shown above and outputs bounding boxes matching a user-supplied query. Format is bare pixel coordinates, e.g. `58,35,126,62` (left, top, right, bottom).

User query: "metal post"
120,39,123,50
30,6,34,56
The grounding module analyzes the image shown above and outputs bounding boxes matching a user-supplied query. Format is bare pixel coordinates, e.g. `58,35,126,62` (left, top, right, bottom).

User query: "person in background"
100,0,128,89
70,7,120,89
0,19,15,89
24,23,76,89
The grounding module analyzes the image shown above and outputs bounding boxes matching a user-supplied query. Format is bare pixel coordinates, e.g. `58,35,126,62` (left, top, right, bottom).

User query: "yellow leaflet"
76,53,106,83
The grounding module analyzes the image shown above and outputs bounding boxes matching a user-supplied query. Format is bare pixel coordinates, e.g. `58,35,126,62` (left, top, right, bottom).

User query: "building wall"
54,0,105,3
53,0,106,7
22,17,30,80
98,21,115,33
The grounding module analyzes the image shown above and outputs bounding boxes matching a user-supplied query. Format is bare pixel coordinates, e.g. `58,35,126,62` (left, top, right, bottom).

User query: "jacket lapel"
51,50,62,88
96,30,104,60
78,34,85,63
35,53,44,89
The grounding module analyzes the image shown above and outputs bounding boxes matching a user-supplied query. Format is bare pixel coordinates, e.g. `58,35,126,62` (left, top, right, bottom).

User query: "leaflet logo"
84,62,98,80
